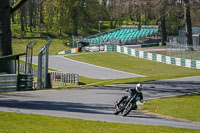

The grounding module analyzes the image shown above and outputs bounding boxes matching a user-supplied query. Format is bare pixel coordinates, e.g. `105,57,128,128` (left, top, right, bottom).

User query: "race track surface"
29,56,145,79
1,76,200,129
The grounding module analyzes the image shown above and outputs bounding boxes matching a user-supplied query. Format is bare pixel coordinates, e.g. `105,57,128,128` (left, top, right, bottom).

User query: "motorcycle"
114,89,140,116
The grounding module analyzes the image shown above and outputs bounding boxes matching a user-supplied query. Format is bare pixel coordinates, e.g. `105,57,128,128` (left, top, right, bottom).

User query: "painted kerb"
104,45,200,69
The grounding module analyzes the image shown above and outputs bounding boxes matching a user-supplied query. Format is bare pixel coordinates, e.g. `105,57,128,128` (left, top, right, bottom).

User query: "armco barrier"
0,74,17,92
105,45,200,69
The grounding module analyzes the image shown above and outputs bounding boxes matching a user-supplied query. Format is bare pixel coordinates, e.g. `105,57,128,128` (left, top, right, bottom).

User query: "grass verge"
66,52,200,86
0,111,199,133
143,94,200,122
66,52,200,77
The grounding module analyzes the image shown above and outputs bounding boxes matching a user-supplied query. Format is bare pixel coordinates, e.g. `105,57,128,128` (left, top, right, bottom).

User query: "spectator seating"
84,25,158,45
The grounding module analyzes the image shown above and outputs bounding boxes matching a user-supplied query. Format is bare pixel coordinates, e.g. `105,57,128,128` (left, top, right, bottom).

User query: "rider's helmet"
136,83,143,92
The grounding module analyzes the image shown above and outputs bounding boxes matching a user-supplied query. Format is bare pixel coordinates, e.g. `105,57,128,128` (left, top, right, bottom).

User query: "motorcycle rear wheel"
114,109,120,115
114,98,127,115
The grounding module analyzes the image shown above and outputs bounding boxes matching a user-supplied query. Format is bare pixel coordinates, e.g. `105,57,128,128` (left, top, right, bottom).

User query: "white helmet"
136,83,143,92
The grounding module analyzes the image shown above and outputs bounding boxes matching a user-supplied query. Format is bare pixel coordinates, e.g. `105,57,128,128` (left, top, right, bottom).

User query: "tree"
159,0,167,46
0,1,12,56
20,4,26,33
183,0,193,47
0,0,28,73
0,0,28,56
28,0,33,32
43,0,55,33
190,1,200,27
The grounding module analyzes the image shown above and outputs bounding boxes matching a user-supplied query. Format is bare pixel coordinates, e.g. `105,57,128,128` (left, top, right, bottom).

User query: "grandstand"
83,25,159,45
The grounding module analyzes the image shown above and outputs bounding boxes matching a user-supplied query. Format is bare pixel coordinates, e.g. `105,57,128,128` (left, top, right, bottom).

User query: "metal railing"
51,72,79,85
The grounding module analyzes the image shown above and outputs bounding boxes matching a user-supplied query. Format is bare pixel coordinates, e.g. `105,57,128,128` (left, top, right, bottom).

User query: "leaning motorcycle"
114,89,140,116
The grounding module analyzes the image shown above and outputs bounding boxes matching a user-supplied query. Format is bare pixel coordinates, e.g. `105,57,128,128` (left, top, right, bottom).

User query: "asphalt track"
0,76,200,129
29,56,144,79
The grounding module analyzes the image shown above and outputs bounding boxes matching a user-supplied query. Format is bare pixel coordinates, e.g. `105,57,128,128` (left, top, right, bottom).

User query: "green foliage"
166,13,183,35
42,0,102,35
43,0,55,33
10,0,200,38
144,94,200,122
0,111,199,133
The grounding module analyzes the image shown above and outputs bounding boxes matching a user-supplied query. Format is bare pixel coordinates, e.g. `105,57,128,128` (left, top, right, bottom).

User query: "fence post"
37,40,52,89
45,40,52,89
37,50,43,89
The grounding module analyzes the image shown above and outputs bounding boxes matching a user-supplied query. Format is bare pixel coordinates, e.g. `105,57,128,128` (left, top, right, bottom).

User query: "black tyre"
113,103,123,115
122,103,133,116
114,100,126,115
114,109,120,115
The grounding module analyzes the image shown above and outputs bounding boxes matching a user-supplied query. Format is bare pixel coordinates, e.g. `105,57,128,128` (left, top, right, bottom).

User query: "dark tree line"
0,0,200,69
9,0,200,40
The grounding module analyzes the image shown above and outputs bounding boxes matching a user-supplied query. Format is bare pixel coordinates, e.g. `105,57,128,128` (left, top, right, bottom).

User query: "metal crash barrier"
0,74,18,92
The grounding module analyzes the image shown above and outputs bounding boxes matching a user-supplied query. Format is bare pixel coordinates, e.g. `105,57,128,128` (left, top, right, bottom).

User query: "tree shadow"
0,99,113,115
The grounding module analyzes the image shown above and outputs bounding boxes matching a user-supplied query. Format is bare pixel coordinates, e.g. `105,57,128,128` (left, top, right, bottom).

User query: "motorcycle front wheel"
122,102,133,116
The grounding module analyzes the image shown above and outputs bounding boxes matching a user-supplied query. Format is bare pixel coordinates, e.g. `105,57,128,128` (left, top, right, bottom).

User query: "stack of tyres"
17,74,33,91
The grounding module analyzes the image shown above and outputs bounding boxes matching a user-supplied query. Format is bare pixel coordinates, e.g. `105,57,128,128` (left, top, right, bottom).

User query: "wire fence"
25,42,36,74
166,42,200,60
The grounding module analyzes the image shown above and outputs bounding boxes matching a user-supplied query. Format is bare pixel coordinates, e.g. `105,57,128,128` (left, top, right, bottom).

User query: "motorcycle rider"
116,83,144,110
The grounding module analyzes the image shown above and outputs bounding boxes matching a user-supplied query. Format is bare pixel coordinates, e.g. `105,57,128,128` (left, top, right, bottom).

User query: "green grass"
11,23,59,38
65,52,200,86
67,52,200,79
0,111,199,133
79,76,106,85
12,38,70,56
143,94,200,122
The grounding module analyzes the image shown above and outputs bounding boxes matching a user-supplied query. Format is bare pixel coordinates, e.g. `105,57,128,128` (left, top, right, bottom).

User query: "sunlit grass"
0,111,199,133
67,52,200,78
144,94,200,122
